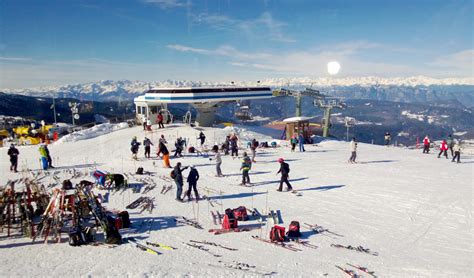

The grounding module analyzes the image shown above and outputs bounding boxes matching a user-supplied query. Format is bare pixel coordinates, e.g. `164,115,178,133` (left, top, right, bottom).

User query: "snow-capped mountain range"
2,76,473,101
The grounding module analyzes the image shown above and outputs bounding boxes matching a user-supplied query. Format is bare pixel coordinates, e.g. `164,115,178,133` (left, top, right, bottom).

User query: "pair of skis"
146,241,176,251
304,223,344,237
210,210,224,225
124,237,161,255
174,216,203,229
331,244,379,256
335,264,377,277
251,235,302,252
208,227,253,235
189,240,237,251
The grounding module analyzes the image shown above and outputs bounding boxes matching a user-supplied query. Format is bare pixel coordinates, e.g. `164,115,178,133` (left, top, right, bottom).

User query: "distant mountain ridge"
2,77,474,106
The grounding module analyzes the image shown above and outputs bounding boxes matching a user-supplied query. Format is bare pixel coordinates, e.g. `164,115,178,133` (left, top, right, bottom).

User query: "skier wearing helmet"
276,158,293,192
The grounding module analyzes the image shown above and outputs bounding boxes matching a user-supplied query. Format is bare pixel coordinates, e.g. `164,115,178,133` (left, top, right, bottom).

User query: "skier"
230,134,239,158
44,144,54,168
39,144,49,170
157,112,165,129
276,158,292,192
143,137,153,158
172,162,188,201
437,139,448,159
130,136,140,160
290,135,298,152
7,144,19,173
186,165,200,202
384,132,391,146
422,135,430,154
446,135,454,157
298,133,305,152
174,137,184,158
210,145,223,177
146,118,152,131
198,131,206,146
250,138,258,162
452,141,461,163
348,137,357,163
142,115,147,130
240,152,252,185
159,140,171,168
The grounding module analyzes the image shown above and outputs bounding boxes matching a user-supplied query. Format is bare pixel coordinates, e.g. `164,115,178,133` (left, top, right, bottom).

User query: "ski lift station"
134,87,273,126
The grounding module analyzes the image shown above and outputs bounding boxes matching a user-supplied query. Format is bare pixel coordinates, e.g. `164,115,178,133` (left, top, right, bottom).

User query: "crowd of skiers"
422,134,462,163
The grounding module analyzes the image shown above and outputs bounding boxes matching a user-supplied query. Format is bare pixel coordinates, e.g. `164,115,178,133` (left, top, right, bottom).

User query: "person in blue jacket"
298,133,305,152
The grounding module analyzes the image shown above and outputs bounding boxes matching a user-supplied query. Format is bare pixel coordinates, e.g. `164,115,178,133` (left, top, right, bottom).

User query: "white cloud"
428,49,474,75
191,12,295,43
0,56,32,62
143,0,188,8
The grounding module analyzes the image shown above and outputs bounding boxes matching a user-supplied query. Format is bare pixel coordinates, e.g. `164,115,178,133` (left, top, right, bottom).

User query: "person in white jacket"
211,145,224,177
348,137,358,163
452,141,461,163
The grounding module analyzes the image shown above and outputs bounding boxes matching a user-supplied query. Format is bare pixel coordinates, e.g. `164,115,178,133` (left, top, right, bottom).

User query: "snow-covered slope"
0,124,472,277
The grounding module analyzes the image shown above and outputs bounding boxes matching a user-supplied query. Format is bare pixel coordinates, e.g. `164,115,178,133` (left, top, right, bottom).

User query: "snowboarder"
277,158,292,192
157,112,165,129
438,139,448,159
198,131,206,146
156,135,167,157
131,136,140,160
348,137,357,163
384,132,391,146
159,141,171,168
422,135,430,154
143,137,153,158
186,165,200,201
452,141,461,163
298,133,305,152
446,135,454,157
44,144,54,168
290,135,298,152
240,152,252,185
210,145,223,177
172,162,188,201
7,144,19,173
230,134,239,158
250,138,258,162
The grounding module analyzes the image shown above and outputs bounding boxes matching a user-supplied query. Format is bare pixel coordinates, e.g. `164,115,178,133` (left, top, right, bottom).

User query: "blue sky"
0,0,472,88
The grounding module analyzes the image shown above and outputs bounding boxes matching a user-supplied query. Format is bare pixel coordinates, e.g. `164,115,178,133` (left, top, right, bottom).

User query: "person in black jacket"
7,144,19,172
198,131,206,146
173,162,188,201
186,165,200,202
276,158,292,192
44,144,54,168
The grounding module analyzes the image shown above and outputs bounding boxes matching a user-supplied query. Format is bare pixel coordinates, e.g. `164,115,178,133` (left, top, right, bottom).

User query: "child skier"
198,131,206,146
210,145,223,177
438,139,448,159
290,135,298,152
423,135,430,154
276,158,293,192
240,152,252,185
452,141,461,163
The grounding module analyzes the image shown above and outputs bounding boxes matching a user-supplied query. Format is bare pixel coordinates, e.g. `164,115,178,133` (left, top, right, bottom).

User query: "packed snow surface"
0,124,472,277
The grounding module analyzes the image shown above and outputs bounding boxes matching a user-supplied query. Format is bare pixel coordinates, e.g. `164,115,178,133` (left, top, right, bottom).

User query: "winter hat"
189,165,195,169
278,158,284,163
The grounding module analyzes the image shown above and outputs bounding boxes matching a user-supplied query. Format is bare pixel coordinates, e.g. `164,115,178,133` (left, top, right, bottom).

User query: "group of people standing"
423,134,462,163
142,112,166,131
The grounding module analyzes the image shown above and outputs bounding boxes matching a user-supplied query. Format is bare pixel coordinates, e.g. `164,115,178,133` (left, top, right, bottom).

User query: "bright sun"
327,61,341,75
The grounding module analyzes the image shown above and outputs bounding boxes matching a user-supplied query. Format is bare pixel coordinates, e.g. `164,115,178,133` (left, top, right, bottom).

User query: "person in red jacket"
422,136,431,154
157,112,165,129
437,139,448,159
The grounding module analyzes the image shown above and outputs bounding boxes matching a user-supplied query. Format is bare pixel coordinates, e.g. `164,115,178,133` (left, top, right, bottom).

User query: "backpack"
118,211,130,228
222,208,238,229
283,163,290,174
286,221,301,238
136,167,144,175
233,206,249,221
170,169,176,179
62,179,73,190
270,225,286,242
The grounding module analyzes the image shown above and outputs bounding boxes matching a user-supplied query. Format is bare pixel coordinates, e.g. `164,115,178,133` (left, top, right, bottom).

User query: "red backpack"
270,225,286,242
286,221,301,238
222,208,238,229
233,206,249,221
